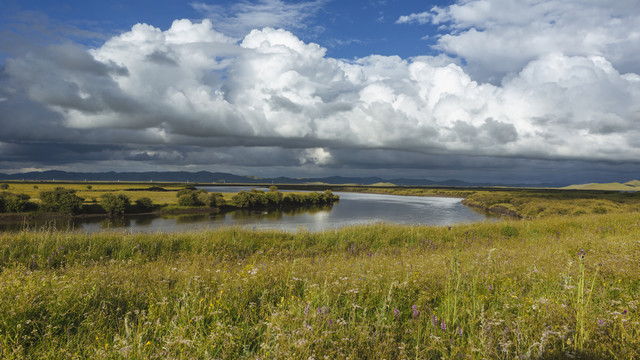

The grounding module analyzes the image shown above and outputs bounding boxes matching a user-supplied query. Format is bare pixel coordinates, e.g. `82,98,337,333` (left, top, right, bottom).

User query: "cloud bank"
1,0,640,183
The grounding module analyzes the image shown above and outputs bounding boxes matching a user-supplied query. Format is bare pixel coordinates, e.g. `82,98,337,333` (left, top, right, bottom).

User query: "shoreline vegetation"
1,181,639,357
0,183,339,222
2,180,640,221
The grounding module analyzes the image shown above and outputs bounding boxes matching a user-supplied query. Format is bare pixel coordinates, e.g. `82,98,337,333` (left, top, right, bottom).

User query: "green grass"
462,190,640,218
0,214,639,358
563,180,640,191
0,182,188,206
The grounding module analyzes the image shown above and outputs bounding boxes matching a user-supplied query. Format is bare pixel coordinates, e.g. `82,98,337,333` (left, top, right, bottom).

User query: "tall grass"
0,214,639,358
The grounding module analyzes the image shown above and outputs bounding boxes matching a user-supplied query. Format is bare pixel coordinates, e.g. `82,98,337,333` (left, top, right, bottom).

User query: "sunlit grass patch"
0,214,639,358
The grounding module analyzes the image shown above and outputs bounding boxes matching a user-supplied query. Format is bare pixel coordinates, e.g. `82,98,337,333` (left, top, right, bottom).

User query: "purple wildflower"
304,303,309,317
440,320,447,331
431,315,438,328
457,325,463,336
393,308,400,319
598,319,605,326
412,304,419,319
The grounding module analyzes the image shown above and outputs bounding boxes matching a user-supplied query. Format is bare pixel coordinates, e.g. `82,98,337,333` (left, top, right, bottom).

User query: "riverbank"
1,213,638,358
0,185,339,223
334,186,640,219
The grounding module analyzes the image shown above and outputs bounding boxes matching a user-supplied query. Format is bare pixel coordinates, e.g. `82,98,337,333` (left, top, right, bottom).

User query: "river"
0,187,493,233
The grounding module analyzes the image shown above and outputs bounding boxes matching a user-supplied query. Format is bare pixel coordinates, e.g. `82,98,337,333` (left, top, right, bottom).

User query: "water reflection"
0,190,492,233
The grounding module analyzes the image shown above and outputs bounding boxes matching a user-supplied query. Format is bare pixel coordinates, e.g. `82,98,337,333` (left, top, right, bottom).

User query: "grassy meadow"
0,182,206,207
0,212,639,359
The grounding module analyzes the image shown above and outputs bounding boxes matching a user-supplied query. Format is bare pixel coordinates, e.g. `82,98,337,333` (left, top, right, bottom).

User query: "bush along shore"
0,185,339,219
0,213,638,358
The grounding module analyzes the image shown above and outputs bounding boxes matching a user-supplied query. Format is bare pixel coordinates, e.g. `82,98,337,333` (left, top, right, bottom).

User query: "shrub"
265,191,283,206
208,192,226,208
135,197,154,212
0,184,8,190
232,190,268,208
178,192,204,207
39,188,84,214
101,193,131,215
2,192,36,212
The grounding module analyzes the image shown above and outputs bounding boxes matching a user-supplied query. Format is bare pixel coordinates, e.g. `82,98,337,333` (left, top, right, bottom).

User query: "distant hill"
0,170,562,187
562,180,640,191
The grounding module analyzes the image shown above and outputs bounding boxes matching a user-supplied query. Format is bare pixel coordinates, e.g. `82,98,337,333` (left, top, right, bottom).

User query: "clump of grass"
0,214,639,358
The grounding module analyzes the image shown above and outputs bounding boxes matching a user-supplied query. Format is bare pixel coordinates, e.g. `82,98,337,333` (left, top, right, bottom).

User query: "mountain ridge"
0,170,563,187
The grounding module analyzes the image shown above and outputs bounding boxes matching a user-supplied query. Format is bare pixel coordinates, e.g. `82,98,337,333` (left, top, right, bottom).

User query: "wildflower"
393,308,400,319
304,303,310,317
412,305,419,319
457,325,463,336
598,319,605,326
431,315,438,328
440,320,447,331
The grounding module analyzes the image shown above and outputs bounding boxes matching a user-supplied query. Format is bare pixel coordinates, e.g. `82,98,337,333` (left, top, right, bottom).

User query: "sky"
1,0,640,184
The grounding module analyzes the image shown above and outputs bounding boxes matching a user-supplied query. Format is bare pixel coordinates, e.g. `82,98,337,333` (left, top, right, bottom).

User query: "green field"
562,180,640,191
0,182,211,206
1,212,639,358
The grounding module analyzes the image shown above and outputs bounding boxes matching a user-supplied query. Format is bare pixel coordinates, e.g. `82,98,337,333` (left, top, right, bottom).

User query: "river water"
0,187,492,233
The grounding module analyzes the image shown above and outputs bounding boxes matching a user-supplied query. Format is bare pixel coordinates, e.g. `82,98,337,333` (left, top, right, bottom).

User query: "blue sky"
1,0,450,58
1,0,640,184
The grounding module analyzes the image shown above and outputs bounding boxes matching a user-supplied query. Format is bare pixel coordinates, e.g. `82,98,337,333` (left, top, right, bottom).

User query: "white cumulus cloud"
4,19,640,164
398,0,640,82
1,0,640,181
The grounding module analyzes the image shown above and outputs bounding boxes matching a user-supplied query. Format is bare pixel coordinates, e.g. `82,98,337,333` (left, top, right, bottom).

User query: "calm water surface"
0,188,492,233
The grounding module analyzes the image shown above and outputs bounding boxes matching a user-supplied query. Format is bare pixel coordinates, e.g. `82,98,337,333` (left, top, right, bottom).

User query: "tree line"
230,187,339,208
0,188,155,216
0,185,339,216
